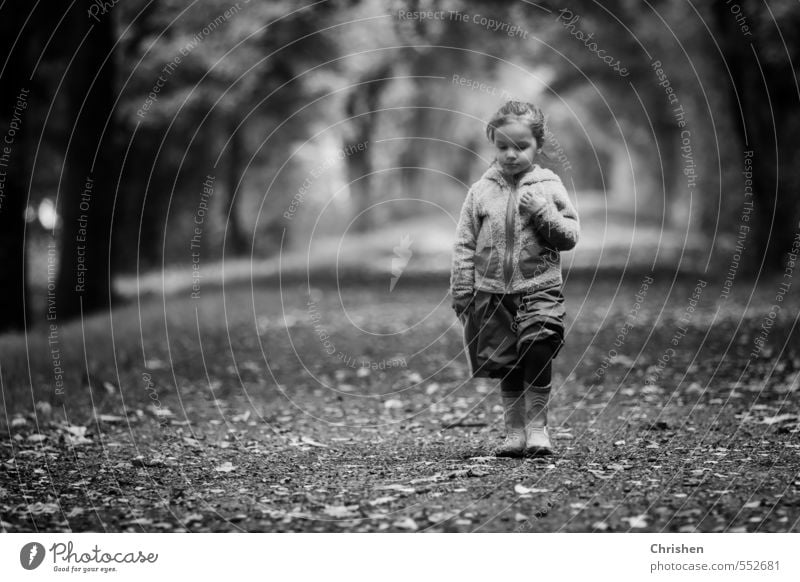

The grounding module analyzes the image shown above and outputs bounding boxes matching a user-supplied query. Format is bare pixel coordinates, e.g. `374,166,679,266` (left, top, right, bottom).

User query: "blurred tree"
0,0,33,332
55,0,121,319
528,1,687,219
114,0,344,262
712,0,800,271
343,61,394,232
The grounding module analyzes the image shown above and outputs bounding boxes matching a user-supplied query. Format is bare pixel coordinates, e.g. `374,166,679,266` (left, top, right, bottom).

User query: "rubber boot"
524,385,553,457
494,392,527,458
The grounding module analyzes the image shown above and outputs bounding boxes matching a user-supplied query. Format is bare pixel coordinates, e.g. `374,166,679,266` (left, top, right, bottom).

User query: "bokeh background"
1,0,798,325
1,0,799,533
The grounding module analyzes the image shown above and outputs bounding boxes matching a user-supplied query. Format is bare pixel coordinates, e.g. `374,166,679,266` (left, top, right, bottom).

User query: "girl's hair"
485,100,546,147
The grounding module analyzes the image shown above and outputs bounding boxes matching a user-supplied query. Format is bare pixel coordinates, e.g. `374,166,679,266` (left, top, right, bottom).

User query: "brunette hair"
485,100,546,147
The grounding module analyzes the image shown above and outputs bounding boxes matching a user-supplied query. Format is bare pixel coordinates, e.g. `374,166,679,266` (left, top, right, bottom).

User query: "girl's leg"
494,368,526,457
520,340,557,455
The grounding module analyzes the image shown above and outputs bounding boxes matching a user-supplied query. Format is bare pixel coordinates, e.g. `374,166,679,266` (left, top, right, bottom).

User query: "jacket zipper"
503,182,516,289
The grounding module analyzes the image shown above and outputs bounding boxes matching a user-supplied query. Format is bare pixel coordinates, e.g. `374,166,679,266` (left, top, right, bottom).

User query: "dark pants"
459,285,565,382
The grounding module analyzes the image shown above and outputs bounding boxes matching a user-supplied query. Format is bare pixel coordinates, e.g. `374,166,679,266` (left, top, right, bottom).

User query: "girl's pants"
459,285,565,381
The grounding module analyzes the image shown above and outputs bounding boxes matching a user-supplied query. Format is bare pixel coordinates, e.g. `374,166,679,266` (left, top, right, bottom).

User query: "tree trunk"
56,1,119,319
0,1,32,333
224,118,248,256
343,65,393,232
712,0,796,271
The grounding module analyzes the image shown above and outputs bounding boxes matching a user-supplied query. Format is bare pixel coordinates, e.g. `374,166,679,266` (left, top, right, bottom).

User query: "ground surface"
1,275,799,532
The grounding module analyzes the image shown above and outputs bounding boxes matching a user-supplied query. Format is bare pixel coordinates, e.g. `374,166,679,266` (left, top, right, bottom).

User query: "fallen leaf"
231,410,251,423
588,469,612,479
123,517,153,527
624,514,649,528
514,484,550,495
428,511,457,523
760,414,797,425
323,505,359,518
35,401,53,417
392,517,418,531
375,484,415,494
300,436,328,448
28,502,60,515
65,434,92,446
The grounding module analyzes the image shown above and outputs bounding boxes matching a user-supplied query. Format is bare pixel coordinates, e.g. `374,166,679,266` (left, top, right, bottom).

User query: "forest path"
2,277,798,532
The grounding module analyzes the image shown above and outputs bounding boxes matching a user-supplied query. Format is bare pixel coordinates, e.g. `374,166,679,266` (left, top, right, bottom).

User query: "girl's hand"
518,189,547,217
452,294,474,316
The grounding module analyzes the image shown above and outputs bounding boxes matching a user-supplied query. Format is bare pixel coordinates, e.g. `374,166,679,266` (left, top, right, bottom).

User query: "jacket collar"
481,162,541,187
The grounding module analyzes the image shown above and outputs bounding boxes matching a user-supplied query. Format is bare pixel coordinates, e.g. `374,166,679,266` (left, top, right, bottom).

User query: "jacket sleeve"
450,187,480,300
520,176,580,251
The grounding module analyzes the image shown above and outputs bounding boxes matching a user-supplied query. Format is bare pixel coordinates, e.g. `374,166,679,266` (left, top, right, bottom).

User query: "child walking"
450,100,579,457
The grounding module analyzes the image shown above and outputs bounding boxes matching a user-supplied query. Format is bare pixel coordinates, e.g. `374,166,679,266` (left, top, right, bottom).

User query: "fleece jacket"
450,162,580,301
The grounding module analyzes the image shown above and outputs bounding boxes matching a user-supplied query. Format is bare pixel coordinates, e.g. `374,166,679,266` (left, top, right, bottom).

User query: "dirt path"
2,278,798,532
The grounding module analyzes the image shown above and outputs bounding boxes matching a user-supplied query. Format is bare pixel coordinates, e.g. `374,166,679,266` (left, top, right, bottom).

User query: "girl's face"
493,119,538,179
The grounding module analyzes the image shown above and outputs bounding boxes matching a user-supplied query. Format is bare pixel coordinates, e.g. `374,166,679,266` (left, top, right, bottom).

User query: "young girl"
450,100,579,457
